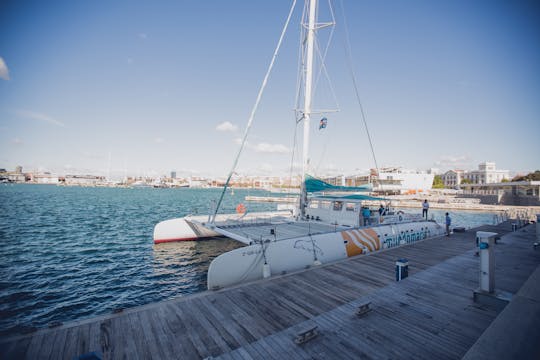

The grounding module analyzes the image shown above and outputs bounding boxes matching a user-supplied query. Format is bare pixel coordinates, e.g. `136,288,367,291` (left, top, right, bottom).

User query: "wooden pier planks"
1,222,537,360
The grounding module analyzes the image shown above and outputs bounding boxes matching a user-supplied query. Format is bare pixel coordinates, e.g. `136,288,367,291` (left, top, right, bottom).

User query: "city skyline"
1,0,539,179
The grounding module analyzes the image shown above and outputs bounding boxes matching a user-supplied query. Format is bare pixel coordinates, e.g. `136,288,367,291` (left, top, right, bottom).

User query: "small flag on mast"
319,117,327,130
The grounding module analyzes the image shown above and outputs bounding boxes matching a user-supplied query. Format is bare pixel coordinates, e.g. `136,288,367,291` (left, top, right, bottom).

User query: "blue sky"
1,0,539,179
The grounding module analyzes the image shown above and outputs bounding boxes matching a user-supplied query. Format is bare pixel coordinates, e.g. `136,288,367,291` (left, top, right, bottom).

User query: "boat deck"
216,219,349,242
2,221,539,359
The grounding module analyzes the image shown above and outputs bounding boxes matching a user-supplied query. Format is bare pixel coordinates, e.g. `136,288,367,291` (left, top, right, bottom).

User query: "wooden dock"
2,221,539,359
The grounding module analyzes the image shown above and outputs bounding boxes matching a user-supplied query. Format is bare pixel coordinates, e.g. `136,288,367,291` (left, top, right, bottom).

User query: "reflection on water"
151,238,244,290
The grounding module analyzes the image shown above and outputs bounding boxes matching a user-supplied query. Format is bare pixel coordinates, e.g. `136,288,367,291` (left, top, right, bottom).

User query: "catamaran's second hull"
207,220,445,289
153,216,220,244
153,211,294,244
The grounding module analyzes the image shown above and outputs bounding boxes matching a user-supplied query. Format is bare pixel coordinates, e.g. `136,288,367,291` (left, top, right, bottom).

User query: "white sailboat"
153,0,445,289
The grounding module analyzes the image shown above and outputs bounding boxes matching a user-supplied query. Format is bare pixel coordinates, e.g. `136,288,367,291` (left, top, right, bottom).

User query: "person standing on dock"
422,200,429,219
445,212,451,236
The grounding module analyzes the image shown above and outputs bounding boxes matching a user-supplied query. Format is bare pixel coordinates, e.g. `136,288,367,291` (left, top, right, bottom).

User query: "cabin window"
309,201,319,209
345,203,356,212
333,201,343,211
319,201,332,209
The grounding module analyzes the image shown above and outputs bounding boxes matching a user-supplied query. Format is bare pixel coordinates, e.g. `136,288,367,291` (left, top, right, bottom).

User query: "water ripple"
0,185,253,337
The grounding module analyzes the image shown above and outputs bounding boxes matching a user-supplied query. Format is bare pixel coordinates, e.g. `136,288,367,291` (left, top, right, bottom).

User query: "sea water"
0,184,497,337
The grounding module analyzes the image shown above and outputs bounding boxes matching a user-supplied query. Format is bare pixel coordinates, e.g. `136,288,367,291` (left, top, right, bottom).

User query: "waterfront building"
323,167,434,195
33,173,59,184
460,181,540,206
463,162,509,184
64,175,106,186
1,166,27,182
376,167,434,194
441,170,465,188
189,176,210,188
442,162,509,188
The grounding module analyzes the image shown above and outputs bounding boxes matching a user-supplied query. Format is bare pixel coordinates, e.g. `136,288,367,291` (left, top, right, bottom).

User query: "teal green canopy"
312,194,386,201
304,174,372,193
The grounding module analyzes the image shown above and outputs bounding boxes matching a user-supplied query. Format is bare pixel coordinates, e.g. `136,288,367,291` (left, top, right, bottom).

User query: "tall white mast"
300,0,317,216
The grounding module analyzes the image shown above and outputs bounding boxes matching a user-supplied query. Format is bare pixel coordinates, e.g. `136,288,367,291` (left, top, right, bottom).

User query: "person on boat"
445,212,452,236
378,204,385,216
422,200,429,219
362,207,371,226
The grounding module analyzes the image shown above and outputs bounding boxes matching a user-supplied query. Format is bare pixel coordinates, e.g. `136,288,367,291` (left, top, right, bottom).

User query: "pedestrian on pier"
445,212,451,236
422,199,429,219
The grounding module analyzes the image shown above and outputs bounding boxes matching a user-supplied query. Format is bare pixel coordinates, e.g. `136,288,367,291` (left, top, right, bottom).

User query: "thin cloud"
258,163,273,173
0,57,9,80
11,137,23,145
138,33,148,40
16,110,64,127
231,137,289,154
154,137,165,144
253,142,290,154
216,121,238,132
435,155,472,170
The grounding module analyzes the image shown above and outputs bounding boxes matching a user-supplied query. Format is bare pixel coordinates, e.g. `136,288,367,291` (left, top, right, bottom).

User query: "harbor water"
0,184,498,337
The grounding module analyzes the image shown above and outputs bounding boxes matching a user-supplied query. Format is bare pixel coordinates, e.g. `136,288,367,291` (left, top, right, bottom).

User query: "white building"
64,175,105,186
441,170,465,188
442,162,509,188
463,162,509,184
33,174,59,184
376,167,434,194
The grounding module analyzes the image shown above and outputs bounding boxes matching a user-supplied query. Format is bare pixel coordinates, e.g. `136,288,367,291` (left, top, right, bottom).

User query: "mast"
300,0,317,217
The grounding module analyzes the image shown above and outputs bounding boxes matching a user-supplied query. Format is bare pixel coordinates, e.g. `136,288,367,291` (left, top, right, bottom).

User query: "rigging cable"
212,0,298,223
339,0,380,174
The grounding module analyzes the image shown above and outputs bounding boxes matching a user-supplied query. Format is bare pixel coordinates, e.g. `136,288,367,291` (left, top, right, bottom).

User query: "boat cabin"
305,194,422,227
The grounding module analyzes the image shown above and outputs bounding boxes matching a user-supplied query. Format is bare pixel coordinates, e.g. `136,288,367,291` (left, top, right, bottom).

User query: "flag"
319,117,327,130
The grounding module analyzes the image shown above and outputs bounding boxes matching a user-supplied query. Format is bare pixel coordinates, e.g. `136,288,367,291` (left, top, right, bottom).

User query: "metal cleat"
294,325,319,344
355,302,372,317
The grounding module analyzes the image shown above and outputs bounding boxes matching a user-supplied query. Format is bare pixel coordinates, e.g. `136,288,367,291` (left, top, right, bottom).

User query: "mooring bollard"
477,231,497,293
537,214,540,243
395,258,409,281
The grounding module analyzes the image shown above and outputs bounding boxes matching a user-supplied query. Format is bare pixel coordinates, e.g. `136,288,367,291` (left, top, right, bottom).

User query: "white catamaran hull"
153,210,294,244
153,217,220,244
207,221,444,289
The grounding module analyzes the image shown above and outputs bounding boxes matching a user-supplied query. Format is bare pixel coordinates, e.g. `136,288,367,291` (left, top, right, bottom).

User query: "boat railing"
213,214,291,229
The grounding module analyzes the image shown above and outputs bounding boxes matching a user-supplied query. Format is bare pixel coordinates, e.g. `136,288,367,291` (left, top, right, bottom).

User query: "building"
33,173,59,184
323,167,434,195
64,175,106,186
1,166,27,183
442,162,509,188
460,181,540,206
376,168,434,194
441,170,465,188
463,162,509,184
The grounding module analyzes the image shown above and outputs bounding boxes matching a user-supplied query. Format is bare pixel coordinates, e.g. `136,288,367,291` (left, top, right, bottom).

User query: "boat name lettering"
383,230,429,249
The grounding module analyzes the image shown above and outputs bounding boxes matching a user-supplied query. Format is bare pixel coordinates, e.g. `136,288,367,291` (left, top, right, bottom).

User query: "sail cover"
305,175,372,193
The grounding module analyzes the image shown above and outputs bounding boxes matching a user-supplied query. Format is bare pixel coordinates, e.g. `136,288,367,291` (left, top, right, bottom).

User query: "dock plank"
1,221,538,360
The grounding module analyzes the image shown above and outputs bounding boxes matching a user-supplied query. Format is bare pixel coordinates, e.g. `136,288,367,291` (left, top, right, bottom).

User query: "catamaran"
153,0,445,289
